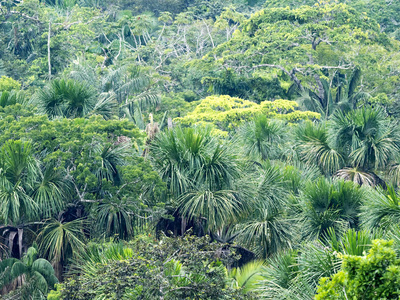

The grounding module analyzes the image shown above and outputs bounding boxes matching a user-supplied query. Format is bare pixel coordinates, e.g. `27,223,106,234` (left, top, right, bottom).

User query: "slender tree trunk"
48,21,52,80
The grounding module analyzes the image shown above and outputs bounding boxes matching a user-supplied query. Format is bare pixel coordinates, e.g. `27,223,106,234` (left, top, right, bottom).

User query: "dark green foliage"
297,178,364,239
202,69,287,102
2,0,400,298
59,235,253,299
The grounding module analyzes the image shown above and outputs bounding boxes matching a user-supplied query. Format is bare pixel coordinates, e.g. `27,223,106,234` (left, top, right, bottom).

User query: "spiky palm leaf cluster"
296,107,400,185
150,126,243,231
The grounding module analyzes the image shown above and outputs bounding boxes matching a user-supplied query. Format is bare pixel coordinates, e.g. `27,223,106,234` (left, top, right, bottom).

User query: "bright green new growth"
175,95,320,133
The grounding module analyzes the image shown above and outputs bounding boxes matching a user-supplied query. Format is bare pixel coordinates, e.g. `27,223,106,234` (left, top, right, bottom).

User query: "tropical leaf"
38,219,86,267
178,189,243,232
360,186,400,231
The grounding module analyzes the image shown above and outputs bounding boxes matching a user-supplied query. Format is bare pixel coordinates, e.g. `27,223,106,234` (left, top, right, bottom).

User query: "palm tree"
297,68,369,118
0,245,58,299
281,162,321,195
151,125,243,234
295,107,400,187
37,219,86,280
70,242,134,278
360,186,400,231
256,250,299,299
95,200,135,239
237,208,293,259
0,141,73,259
32,163,71,219
297,178,364,240
33,79,117,119
294,121,343,176
324,227,381,256
91,142,131,186
0,90,25,108
178,189,244,232
0,140,39,259
69,62,160,119
238,116,287,161
150,126,240,197
235,164,293,258
330,106,400,172
296,241,340,290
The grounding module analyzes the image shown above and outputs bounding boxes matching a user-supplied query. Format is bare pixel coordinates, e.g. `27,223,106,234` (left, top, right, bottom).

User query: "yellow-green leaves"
175,95,320,131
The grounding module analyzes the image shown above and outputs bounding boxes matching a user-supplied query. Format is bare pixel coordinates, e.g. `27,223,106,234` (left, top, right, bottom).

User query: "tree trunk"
48,21,52,80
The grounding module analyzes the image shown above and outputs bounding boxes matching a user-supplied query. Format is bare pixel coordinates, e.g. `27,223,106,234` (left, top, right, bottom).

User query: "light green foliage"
0,76,21,92
360,186,400,231
199,2,400,102
175,95,320,132
316,239,400,299
264,0,400,37
228,260,265,294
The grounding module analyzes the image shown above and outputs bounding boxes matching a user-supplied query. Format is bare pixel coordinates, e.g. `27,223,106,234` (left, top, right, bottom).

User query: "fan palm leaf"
178,189,243,232
32,163,71,218
95,200,134,239
298,178,363,240
295,121,343,175
236,208,293,258
38,219,86,277
360,186,400,230
257,250,299,299
239,116,287,161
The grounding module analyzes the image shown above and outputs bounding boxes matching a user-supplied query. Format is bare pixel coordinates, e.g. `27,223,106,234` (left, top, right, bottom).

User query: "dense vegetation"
1,0,400,299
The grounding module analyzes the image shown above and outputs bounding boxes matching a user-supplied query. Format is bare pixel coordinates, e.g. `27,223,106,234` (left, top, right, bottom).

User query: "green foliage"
150,125,240,197
0,140,39,225
176,95,320,132
228,260,265,294
0,245,58,299
0,76,21,92
236,163,293,258
360,186,400,231
200,2,400,104
33,78,117,119
264,0,400,37
330,106,400,171
58,235,253,299
38,219,86,271
316,239,400,299
238,116,287,161
297,178,364,239
2,0,400,298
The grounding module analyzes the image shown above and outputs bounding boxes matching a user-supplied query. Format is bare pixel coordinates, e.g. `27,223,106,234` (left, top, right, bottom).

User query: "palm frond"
38,219,86,266
360,186,400,231
178,189,243,232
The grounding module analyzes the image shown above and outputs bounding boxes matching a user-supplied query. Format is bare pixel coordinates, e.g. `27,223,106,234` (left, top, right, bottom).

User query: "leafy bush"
58,234,254,299
316,240,400,299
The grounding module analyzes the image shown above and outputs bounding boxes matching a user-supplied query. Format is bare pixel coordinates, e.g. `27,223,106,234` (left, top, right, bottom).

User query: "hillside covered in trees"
1,0,400,299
